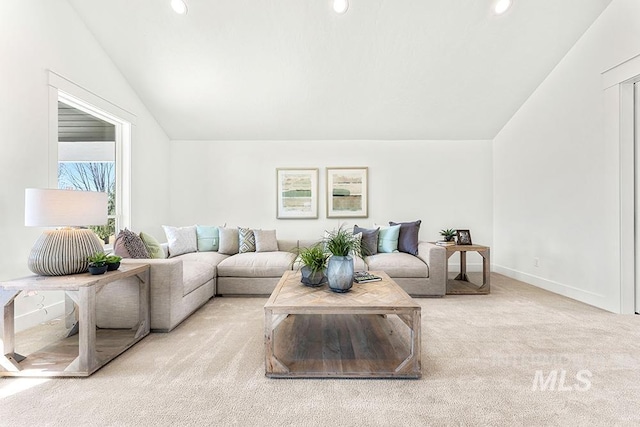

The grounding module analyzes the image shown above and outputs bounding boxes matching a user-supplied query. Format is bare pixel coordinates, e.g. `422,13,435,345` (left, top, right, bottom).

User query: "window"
51,85,132,246
57,103,116,243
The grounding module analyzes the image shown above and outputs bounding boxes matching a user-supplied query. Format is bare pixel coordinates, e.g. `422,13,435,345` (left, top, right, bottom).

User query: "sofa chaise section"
216,239,298,296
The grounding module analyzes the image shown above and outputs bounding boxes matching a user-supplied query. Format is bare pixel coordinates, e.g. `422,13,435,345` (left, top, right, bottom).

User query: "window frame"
48,71,133,239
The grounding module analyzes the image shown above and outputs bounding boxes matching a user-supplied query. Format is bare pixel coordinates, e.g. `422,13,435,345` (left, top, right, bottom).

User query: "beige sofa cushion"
179,252,229,296
217,252,296,277
365,252,428,278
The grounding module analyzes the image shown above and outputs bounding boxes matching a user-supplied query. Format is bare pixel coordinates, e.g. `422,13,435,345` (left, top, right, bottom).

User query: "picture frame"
276,168,319,219
456,229,472,245
326,167,368,218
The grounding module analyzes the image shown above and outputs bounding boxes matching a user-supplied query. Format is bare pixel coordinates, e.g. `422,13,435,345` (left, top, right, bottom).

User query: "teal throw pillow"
196,225,219,252
377,224,401,253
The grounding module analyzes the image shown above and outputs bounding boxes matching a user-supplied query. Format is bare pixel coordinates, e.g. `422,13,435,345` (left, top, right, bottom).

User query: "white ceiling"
68,0,613,141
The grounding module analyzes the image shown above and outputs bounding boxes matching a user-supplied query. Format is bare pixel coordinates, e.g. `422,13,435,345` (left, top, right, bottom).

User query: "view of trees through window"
58,101,117,244
58,162,115,243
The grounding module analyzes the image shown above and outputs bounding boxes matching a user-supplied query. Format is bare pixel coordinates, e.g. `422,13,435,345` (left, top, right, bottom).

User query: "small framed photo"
276,168,319,219
456,229,472,245
326,167,368,218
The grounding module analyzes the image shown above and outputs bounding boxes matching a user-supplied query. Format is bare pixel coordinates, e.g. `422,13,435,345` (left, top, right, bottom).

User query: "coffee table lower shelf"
267,313,419,379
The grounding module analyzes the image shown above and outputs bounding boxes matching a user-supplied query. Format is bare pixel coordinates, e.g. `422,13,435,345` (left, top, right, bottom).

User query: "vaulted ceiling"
68,0,613,141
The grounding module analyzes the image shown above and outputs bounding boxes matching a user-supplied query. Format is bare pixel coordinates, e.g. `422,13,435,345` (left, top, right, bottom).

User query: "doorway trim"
602,53,640,314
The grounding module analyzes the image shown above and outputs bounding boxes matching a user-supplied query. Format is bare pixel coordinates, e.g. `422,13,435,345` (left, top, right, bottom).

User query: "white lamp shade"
25,188,108,227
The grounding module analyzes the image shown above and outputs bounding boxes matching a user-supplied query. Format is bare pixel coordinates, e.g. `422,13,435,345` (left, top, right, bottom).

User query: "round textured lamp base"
28,229,104,276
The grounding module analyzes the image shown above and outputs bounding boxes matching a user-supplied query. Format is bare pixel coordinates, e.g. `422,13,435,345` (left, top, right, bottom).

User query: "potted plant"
440,228,457,242
106,254,122,271
87,252,108,275
323,226,363,293
297,244,329,287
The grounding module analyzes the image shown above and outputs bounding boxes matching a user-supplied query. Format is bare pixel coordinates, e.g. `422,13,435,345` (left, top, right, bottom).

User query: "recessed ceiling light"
494,0,512,15
171,0,188,15
333,0,349,14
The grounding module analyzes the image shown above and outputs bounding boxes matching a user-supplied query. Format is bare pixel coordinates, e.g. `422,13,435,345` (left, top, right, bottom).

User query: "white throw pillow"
162,225,197,258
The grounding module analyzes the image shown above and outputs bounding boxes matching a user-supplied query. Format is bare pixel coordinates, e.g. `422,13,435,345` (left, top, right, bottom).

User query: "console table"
0,264,150,377
441,244,490,295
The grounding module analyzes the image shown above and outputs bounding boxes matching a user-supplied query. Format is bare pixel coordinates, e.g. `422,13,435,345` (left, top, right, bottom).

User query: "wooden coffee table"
264,270,421,379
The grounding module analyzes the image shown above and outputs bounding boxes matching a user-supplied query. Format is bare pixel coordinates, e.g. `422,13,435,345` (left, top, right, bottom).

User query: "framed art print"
326,167,368,218
276,168,319,219
456,229,472,245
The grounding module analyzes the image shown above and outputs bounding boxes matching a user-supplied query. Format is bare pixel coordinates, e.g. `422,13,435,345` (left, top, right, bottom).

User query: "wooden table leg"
478,248,491,292
77,286,97,375
135,270,150,339
395,309,421,377
454,251,470,282
264,310,289,376
0,290,24,372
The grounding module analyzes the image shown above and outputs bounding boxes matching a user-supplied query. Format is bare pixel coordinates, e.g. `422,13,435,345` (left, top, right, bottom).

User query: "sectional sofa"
97,230,447,333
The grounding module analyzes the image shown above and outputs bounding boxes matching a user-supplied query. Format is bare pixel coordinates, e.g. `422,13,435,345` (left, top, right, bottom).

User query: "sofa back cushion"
254,229,279,252
218,227,240,255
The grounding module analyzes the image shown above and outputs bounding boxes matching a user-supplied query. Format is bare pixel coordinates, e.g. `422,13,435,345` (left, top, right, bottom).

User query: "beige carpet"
1,273,640,426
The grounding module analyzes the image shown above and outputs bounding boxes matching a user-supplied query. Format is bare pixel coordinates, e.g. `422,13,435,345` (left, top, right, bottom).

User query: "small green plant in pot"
87,252,108,275
440,228,457,242
323,226,363,293
106,254,122,271
297,244,329,287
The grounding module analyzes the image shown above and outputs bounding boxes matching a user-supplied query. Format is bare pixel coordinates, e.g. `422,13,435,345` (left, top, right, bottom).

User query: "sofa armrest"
416,241,447,293
121,258,183,331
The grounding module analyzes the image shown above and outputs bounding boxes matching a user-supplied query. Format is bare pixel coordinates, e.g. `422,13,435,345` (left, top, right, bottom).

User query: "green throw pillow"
196,225,219,252
140,232,166,259
377,224,401,253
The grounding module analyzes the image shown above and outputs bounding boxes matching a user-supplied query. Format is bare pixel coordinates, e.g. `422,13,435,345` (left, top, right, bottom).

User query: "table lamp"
25,188,108,276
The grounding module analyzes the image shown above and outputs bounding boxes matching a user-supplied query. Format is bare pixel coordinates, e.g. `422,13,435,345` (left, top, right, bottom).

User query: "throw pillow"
352,232,363,256
238,227,256,253
254,229,279,252
377,224,401,253
196,225,219,252
140,232,166,259
389,220,422,255
162,225,197,258
113,232,131,258
353,225,379,256
218,227,240,255
116,228,149,259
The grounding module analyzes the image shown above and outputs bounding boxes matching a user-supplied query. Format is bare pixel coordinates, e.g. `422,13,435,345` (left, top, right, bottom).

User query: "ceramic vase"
326,255,354,293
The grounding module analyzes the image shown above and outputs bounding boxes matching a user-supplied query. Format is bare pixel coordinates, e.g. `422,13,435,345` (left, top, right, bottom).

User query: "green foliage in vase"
87,251,108,267
440,229,457,240
106,255,122,264
297,244,330,274
323,226,362,258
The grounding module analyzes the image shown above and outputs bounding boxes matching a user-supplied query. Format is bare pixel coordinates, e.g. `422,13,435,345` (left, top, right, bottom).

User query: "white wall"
168,139,493,266
0,0,171,330
493,0,640,312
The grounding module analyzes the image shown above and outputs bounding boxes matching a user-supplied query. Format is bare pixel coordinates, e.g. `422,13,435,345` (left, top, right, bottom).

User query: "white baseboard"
14,300,66,333
492,264,617,313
